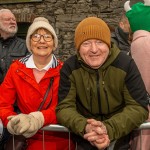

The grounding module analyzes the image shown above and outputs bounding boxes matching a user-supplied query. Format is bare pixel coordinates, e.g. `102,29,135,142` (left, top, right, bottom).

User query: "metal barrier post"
140,129,142,150
68,131,70,150
13,134,15,150
42,124,70,150
0,119,3,139
136,121,150,150
42,130,45,150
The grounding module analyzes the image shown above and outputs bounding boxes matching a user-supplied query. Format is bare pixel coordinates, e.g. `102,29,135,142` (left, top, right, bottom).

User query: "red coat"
0,59,75,150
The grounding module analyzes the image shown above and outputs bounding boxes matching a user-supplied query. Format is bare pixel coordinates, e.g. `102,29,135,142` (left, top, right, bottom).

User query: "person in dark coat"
0,8,28,150
0,9,28,84
111,13,131,55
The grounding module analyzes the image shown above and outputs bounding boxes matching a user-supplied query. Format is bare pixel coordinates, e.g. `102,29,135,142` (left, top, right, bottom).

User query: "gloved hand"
7,115,17,135
23,111,44,138
7,114,31,135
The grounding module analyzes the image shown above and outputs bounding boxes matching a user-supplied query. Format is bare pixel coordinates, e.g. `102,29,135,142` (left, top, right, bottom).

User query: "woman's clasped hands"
6,112,44,138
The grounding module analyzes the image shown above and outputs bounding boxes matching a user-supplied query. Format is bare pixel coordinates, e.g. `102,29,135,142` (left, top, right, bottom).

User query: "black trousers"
0,128,11,150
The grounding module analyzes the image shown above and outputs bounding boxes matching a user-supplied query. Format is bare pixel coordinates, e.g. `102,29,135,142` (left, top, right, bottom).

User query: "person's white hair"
0,9,12,14
0,8,18,38
26,17,58,52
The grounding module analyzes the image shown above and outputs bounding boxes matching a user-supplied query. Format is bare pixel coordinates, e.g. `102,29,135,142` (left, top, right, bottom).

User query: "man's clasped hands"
84,119,110,150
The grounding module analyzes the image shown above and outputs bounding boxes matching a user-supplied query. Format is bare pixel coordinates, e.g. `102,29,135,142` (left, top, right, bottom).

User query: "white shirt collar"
25,54,54,71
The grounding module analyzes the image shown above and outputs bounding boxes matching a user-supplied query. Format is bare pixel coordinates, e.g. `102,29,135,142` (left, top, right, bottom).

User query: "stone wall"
0,0,142,61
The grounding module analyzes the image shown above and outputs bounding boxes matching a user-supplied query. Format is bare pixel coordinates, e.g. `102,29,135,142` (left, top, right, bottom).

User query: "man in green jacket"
56,16,148,150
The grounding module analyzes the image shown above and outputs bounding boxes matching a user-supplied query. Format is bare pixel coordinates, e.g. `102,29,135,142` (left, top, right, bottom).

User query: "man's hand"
84,119,110,150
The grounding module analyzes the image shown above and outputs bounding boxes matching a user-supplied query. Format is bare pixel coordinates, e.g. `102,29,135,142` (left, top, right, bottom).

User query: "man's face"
0,11,18,35
79,39,110,69
119,19,130,33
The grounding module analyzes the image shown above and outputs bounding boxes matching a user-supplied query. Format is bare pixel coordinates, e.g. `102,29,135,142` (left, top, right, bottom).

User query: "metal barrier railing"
1,120,150,150
42,124,69,132
138,121,150,130
41,122,150,150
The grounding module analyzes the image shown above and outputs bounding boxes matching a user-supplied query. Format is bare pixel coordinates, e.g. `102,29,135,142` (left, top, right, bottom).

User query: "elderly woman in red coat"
0,17,75,150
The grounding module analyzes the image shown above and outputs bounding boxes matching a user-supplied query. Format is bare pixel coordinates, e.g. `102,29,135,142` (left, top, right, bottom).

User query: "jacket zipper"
96,71,102,118
102,80,110,113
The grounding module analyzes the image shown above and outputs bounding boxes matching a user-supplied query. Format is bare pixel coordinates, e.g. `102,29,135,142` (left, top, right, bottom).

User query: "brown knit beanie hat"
74,17,111,50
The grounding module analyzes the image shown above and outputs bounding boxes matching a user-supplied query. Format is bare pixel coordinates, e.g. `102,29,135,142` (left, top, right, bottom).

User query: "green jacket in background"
56,44,148,142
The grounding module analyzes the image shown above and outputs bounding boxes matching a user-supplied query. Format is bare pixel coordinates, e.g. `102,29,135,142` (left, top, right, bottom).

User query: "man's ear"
119,22,124,29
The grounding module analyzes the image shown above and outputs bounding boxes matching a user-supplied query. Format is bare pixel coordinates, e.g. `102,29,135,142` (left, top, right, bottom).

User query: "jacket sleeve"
0,65,17,126
103,59,149,141
56,63,87,136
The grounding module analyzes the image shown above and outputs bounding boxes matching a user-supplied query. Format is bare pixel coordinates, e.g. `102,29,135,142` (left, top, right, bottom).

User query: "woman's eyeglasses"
31,34,53,42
